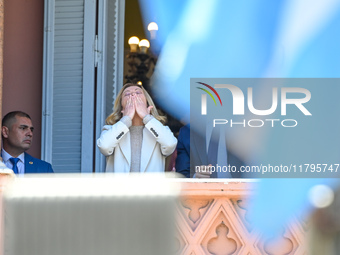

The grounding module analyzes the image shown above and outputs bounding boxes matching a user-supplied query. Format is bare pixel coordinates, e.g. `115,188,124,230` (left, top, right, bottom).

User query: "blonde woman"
97,83,177,173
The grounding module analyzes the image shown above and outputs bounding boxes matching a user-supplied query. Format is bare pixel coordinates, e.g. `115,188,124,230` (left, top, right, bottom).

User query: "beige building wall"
2,0,44,158
0,0,3,127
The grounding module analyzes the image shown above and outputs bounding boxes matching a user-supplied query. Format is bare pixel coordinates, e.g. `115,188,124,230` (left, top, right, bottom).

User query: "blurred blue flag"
139,0,340,238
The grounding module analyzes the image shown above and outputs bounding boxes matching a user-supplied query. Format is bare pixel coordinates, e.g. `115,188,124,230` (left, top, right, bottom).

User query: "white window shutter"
42,0,96,173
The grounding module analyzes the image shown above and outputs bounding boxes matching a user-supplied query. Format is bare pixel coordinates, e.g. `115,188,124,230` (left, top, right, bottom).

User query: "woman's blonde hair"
105,83,167,125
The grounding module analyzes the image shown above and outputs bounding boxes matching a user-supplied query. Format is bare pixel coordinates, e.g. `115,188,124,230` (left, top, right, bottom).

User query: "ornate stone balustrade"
176,180,308,255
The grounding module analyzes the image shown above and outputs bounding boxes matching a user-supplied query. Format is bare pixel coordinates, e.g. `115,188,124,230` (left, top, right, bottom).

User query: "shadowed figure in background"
1,111,54,175
175,124,244,178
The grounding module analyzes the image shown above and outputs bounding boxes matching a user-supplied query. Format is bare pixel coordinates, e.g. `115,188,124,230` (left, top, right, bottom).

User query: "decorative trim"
41,0,55,163
95,0,125,172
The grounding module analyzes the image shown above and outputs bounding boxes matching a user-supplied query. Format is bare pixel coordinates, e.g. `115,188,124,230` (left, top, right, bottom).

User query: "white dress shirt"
2,149,25,176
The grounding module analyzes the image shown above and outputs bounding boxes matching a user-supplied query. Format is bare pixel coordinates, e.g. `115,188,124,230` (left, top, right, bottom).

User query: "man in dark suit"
1,111,53,174
175,124,243,178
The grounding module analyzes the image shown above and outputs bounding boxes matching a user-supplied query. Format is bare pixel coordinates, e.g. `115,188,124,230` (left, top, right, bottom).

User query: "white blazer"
97,118,177,173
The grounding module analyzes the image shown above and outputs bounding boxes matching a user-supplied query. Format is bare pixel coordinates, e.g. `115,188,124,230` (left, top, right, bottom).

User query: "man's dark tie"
9,157,20,174
207,126,230,178
207,127,219,178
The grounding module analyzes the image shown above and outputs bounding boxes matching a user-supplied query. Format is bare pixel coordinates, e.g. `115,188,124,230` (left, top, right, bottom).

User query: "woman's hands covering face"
122,94,153,120
122,97,136,119
135,94,153,119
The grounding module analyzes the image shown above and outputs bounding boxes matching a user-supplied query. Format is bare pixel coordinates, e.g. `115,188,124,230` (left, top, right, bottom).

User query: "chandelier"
125,22,158,92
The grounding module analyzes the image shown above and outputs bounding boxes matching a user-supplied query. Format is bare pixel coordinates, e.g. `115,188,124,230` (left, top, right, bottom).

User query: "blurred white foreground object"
2,173,180,255
308,184,334,209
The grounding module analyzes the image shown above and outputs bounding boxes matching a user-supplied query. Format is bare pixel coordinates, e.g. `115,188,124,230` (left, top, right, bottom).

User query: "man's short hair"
2,111,31,128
